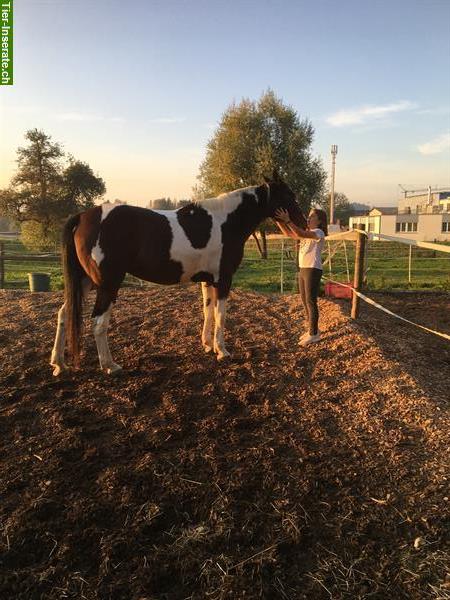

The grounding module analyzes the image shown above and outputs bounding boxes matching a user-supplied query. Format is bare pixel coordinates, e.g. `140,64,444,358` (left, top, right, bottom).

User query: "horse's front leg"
213,284,231,360
92,288,122,374
201,282,214,352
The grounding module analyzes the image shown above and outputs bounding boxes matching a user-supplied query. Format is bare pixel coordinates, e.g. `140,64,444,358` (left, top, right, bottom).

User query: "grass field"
236,238,450,293
1,235,449,293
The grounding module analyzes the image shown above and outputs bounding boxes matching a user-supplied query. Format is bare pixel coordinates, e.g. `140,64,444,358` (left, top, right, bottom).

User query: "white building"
349,188,450,242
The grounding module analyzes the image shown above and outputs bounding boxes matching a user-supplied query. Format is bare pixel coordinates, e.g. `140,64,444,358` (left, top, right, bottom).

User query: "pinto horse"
50,173,306,375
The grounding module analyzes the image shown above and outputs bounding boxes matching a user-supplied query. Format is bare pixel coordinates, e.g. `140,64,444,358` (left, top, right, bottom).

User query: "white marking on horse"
214,298,230,359
153,187,255,283
91,203,120,266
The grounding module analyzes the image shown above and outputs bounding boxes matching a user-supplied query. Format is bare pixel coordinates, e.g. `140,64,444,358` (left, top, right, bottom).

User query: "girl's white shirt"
298,228,325,269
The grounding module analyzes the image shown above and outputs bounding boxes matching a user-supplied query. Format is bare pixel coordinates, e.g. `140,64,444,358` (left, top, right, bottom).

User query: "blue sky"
1,0,449,206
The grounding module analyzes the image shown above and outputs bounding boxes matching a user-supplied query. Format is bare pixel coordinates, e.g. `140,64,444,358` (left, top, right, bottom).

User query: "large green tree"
195,90,326,213
0,129,105,248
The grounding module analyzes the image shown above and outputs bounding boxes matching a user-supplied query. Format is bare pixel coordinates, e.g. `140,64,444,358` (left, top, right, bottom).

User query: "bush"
21,221,61,252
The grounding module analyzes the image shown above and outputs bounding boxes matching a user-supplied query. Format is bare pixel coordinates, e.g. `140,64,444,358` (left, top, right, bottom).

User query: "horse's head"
263,170,307,229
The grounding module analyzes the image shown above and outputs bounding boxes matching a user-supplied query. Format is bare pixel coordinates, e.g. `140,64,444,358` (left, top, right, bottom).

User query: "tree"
196,90,326,257
196,90,326,213
2,129,65,229
62,157,106,211
0,129,106,248
317,192,352,226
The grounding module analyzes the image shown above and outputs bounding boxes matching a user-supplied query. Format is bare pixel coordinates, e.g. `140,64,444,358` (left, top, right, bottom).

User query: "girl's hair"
311,208,328,236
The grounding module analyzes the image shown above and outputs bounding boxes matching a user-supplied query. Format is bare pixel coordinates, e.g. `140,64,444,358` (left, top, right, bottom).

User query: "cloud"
417,133,450,155
415,106,450,116
326,100,416,127
147,117,185,124
56,112,124,123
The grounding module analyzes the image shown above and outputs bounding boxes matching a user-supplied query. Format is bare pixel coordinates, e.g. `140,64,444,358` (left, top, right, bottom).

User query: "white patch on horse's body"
91,239,104,266
200,186,256,212
91,203,120,265
100,202,121,222
153,187,255,282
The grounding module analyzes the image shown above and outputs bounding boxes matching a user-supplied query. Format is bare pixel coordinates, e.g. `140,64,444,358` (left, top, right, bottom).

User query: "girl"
275,207,328,346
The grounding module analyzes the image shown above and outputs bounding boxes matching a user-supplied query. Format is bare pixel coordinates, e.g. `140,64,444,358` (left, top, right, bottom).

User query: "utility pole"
330,144,338,224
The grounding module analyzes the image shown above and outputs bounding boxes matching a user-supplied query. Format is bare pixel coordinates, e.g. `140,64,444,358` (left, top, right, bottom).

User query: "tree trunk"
261,230,268,259
252,231,268,259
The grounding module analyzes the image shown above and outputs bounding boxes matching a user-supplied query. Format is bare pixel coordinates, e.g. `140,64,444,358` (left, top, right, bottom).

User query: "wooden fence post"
295,240,300,293
0,241,4,289
408,244,412,284
351,231,366,319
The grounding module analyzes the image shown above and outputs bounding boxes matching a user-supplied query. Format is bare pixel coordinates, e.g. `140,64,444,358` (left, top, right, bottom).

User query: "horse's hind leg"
50,277,93,376
92,287,122,374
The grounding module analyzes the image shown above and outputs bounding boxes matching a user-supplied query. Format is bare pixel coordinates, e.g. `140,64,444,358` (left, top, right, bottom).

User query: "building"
349,188,450,242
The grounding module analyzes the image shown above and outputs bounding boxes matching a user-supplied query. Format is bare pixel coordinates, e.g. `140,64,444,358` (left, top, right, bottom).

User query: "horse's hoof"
203,344,213,353
217,350,231,361
104,363,122,375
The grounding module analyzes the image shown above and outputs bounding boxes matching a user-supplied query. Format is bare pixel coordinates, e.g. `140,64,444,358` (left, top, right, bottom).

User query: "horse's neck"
204,186,267,238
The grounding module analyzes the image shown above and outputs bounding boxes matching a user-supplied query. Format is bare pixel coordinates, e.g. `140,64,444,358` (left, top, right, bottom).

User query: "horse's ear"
272,168,281,182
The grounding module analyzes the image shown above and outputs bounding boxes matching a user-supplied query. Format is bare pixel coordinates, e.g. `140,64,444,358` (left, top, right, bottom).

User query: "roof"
369,207,398,216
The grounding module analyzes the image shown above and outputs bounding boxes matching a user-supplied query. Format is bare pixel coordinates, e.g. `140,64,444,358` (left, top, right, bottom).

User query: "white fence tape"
324,230,450,254
368,232,450,253
324,278,450,342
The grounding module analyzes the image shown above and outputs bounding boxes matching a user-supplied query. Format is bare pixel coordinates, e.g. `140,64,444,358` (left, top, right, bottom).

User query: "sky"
1,0,449,207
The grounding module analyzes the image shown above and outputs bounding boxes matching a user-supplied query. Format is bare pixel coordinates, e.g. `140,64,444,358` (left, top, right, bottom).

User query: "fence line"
296,230,449,338
323,277,450,342
367,232,450,253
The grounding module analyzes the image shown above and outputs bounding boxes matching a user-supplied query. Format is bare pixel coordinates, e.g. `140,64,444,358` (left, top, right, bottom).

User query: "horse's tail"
62,214,84,366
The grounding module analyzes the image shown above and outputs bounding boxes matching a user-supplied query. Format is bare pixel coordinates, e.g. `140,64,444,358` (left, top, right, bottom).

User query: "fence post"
327,241,332,277
408,244,412,284
351,231,366,319
343,240,350,282
295,240,300,293
0,241,4,289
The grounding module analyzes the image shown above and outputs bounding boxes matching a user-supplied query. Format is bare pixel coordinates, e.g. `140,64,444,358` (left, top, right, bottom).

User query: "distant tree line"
148,198,191,210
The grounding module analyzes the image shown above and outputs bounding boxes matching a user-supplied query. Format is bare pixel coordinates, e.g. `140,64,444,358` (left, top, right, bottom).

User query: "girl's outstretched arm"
274,208,320,240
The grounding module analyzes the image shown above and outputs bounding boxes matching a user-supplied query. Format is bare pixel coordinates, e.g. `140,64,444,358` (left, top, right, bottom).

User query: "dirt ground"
0,287,449,600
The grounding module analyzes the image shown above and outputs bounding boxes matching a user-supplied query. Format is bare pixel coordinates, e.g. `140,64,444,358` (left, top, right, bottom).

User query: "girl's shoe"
300,333,321,347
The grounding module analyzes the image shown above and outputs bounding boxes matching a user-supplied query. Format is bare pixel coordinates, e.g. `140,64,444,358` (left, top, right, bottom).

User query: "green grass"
236,239,450,293
0,237,63,290
1,236,449,293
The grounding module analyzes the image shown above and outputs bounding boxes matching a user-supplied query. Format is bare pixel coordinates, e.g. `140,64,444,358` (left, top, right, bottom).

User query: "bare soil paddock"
0,288,449,600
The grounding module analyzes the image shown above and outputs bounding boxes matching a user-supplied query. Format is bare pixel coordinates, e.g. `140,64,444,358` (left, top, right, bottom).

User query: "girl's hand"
275,208,290,223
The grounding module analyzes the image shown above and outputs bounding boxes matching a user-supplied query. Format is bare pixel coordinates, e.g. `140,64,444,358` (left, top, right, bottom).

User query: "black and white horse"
50,172,306,375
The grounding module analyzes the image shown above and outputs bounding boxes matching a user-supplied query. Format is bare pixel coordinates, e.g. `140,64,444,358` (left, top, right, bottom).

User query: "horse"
50,172,306,375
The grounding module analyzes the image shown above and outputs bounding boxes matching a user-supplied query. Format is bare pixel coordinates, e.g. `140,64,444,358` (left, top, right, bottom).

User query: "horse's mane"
196,186,257,212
